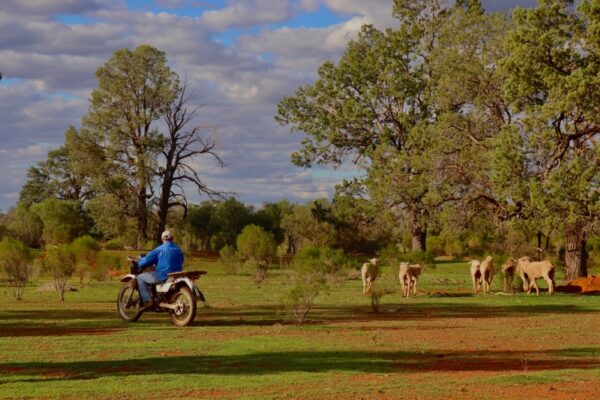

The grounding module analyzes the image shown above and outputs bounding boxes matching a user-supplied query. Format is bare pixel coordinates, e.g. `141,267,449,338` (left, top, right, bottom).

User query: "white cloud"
2,0,536,213
201,0,293,31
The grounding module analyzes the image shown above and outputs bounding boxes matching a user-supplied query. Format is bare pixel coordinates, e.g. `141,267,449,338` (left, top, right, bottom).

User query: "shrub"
281,261,327,325
104,238,125,250
42,245,76,302
379,243,401,264
237,225,277,283
281,246,349,325
445,239,465,258
95,251,124,281
70,235,101,283
426,236,445,257
403,250,436,269
0,238,34,301
219,244,242,275
247,259,268,284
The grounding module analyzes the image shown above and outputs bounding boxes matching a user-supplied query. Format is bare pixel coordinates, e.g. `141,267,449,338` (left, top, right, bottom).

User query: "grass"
1,257,599,399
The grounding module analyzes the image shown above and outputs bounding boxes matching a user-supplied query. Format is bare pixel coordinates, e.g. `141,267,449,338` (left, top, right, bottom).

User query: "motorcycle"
116,256,207,327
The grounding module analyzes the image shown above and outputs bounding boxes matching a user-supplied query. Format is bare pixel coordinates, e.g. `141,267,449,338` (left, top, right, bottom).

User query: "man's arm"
138,248,159,269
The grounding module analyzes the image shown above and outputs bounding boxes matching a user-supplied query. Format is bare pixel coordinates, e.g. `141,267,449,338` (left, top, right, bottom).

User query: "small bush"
70,235,101,284
42,245,76,302
0,238,34,301
281,246,349,325
237,225,277,283
281,261,328,325
246,260,268,284
403,250,436,269
104,238,125,250
426,236,445,257
370,288,395,313
95,251,124,281
219,245,242,275
445,239,465,259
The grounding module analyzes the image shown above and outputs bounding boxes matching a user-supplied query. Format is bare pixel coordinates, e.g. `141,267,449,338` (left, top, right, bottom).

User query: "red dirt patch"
556,275,600,294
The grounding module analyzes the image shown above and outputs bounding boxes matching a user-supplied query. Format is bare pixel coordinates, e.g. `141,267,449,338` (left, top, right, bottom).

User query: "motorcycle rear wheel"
169,286,196,327
117,284,142,322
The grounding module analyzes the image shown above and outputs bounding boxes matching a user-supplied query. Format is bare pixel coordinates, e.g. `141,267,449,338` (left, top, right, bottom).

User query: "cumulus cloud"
0,0,534,212
0,0,107,15
201,0,293,31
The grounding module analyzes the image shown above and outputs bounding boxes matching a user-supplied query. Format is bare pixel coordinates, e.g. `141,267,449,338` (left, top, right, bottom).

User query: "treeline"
1,0,599,283
277,0,600,280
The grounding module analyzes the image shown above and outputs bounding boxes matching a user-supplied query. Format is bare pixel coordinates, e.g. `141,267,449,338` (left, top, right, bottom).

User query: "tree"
86,194,136,244
6,202,43,248
253,200,293,244
277,1,461,251
280,202,336,253
500,0,600,278
70,235,101,283
210,198,254,250
77,45,180,248
236,224,277,283
181,201,218,251
31,198,90,245
42,245,76,302
19,126,92,207
0,238,34,301
153,83,225,245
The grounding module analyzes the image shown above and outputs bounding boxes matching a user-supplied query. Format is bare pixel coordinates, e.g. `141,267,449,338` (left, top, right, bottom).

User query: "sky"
0,0,536,212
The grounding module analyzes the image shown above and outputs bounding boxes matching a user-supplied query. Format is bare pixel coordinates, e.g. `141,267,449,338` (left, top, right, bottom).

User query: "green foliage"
280,202,336,252
236,225,277,265
86,194,136,245
0,237,34,301
32,198,90,245
104,238,125,250
403,250,436,270
42,245,76,302
95,251,124,281
19,127,92,208
237,225,277,283
444,239,465,259
69,235,101,283
218,244,242,275
426,236,445,257
500,0,600,278
281,246,350,324
6,202,43,248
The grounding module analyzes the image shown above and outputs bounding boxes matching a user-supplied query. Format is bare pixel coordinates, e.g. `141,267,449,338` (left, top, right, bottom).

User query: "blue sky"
0,0,534,212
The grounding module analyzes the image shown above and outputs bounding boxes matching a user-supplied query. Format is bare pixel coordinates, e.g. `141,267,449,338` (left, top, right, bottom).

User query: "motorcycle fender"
120,273,137,283
193,286,206,302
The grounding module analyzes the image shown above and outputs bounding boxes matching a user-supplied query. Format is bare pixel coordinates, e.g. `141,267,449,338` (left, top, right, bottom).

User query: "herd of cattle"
360,256,556,297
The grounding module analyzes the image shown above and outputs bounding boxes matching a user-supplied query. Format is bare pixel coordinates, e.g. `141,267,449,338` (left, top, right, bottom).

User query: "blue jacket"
138,241,184,281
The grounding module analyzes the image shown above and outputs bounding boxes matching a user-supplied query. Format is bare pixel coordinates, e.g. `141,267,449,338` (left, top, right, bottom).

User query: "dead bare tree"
154,83,226,244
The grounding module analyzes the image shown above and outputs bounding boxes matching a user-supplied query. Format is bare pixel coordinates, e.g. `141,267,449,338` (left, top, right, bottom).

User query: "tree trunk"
155,175,172,246
410,211,427,252
536,231,543,261
565,226,588,280
136,186,148,250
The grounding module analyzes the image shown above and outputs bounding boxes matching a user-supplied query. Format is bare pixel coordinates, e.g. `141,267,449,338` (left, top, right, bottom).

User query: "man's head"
161,230,173,242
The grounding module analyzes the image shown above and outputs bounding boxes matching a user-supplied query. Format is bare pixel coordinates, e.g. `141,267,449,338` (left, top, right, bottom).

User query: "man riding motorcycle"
137,230,184,309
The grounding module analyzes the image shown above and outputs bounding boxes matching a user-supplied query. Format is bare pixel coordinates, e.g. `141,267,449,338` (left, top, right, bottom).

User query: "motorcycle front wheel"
169,286,196,327
117,284,142,322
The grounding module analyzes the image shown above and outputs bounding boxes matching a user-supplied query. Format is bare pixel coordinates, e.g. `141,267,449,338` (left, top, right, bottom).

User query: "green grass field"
1,258,600,399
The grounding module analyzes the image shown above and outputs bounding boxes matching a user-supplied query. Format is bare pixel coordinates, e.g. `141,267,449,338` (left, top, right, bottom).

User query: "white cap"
161,230,173,240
